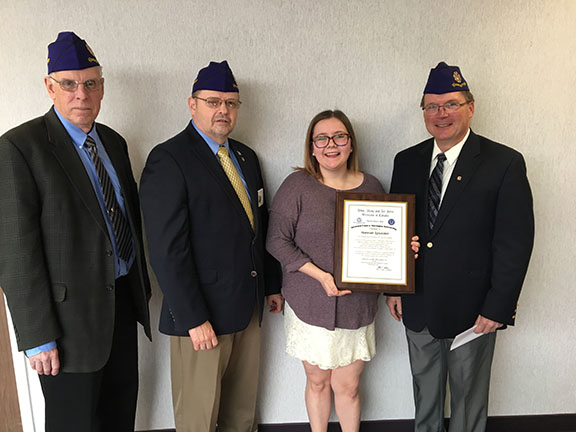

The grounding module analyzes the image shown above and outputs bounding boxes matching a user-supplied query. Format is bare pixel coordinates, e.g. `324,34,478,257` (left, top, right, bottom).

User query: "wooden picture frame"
334,192,415,294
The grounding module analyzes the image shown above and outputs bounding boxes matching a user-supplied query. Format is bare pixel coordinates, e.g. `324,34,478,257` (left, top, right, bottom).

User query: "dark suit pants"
406,327,496,432
39,279,139,432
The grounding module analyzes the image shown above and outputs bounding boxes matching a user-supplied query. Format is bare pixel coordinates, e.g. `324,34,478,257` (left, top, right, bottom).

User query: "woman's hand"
299,262,351,297
318,271,352,297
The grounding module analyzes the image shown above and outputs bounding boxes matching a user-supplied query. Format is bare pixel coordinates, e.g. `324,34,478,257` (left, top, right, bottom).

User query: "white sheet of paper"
450,326,485,351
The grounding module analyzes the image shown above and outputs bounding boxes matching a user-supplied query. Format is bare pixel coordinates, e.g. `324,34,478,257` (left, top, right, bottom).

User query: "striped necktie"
217,145,254,230
428,153,446,231
84,136,134,261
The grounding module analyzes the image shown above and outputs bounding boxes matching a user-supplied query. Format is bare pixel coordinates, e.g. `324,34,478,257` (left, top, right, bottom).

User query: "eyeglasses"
49,76,103,92
312,134,350,148
193,96,242,110
423,101,470,114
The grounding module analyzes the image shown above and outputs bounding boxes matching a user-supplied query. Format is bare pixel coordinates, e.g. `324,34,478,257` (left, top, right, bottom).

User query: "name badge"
257,188,264,207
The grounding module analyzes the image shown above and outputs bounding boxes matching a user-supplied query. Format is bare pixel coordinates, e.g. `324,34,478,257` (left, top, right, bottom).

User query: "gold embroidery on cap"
86,43,96,57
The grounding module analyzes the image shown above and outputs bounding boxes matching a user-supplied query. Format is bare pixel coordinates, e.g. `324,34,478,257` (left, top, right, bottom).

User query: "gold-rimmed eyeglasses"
193,96,242,110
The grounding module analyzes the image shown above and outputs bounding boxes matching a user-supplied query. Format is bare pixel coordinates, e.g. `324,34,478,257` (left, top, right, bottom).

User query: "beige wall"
1,0,575,429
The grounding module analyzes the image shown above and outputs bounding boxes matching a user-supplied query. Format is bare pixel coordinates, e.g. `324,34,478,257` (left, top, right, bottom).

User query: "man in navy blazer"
0,32,151,431
140,60,282,432
386,62,534,432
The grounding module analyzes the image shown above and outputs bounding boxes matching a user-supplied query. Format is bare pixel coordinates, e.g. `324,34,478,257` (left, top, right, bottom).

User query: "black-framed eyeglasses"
312,134,350,148
423,101,469,114
193,96,242,110
49,76,103,92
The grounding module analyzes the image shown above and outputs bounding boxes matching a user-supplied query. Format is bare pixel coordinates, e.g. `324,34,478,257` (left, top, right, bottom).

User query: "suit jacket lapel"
416,141,434,196
99,127,132,204
432,131,482,235
44,108,109,235
186,125,254,233
411,141,435,236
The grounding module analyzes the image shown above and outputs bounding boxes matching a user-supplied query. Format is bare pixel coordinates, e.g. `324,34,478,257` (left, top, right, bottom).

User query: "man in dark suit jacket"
0,32,151,432
386,62,534,432
140,60,282,432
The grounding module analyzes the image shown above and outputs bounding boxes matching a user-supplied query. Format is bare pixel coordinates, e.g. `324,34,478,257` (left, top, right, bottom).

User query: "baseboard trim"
141,413,576,432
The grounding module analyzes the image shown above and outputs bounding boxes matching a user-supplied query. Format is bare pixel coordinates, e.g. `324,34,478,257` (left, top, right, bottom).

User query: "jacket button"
106,250,113,256
251,271,258,277
427,242,433,248
106,284,114,291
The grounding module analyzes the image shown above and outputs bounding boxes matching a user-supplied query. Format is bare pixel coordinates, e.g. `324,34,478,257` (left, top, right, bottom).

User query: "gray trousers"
405,327,497,432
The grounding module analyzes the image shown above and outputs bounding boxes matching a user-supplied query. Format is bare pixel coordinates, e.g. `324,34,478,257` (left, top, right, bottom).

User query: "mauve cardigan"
266,171,385,330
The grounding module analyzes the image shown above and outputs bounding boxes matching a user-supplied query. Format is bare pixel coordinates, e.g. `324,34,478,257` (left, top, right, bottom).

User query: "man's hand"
267,294,284,313
386,296,403,322
473,315,503,334
411,235,420,259
188,321,219,351
29,348,60,376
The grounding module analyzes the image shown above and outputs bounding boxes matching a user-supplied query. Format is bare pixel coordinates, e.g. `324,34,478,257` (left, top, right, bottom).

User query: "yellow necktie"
217,146,254,229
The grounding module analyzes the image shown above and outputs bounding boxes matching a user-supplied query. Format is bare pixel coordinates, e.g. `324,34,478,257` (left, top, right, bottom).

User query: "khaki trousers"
170,310,260,432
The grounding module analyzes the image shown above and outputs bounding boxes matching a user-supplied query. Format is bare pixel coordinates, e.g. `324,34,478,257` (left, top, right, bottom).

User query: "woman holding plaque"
267,110,419,431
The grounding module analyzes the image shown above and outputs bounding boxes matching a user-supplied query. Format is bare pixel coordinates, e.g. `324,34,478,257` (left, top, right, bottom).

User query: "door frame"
2,291,44,432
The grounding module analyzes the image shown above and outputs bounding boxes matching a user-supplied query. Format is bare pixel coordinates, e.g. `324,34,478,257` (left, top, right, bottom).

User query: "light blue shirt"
191,120,251,200
25,341,57,356
25,109,134,357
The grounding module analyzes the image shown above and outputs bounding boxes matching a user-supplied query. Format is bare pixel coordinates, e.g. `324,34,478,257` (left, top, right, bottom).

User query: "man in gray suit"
0,32,151,432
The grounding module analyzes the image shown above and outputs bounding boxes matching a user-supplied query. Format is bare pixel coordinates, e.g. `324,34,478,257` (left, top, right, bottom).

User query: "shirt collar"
432,128,470,167
54,106,98,149
191,119,230,156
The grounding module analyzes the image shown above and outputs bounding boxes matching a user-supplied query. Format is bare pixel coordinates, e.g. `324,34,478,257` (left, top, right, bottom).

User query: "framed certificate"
334,192,415,293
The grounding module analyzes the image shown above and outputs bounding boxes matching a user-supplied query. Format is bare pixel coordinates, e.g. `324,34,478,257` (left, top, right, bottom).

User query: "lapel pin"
457,175,462,181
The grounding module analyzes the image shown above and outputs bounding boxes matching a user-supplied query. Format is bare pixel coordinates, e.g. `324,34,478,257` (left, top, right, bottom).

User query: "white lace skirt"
284,301,376,370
